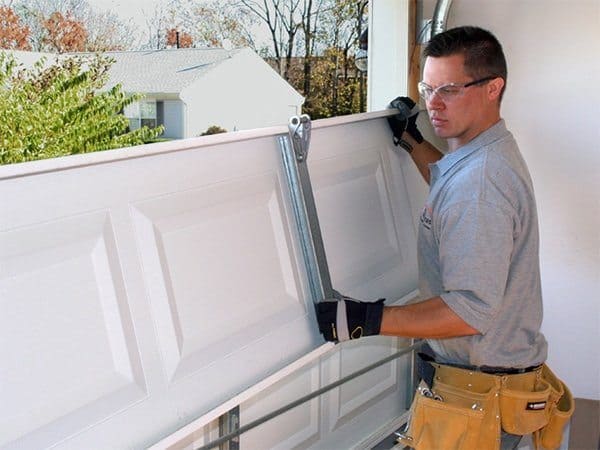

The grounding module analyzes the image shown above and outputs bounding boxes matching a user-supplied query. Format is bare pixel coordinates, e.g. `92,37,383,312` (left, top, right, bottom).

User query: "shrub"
0,52,164,164
200,125,227,136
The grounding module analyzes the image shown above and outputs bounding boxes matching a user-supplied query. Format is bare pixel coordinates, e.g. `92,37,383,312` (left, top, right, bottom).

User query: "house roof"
4,47,303,103
2,50,57,69
103,48,244,94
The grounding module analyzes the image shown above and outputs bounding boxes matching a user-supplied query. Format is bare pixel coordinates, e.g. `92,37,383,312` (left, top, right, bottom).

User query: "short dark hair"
424,26,507,100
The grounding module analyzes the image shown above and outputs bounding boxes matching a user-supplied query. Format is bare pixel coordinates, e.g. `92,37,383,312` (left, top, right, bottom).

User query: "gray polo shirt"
419,119,547,368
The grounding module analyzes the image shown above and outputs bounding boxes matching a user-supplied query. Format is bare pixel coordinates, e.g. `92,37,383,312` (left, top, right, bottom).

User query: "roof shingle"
103,48,243,94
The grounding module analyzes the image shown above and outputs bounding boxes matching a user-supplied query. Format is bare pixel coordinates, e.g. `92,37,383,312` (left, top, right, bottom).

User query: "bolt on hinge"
288,114,311,162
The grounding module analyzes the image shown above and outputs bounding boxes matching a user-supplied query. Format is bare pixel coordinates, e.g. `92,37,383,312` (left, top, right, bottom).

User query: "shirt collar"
431,119,508,181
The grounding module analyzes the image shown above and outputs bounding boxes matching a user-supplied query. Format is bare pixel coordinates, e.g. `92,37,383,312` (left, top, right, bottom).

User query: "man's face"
422,53,499,150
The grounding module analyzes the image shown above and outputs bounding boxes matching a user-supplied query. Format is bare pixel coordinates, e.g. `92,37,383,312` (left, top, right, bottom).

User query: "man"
316,26,548,449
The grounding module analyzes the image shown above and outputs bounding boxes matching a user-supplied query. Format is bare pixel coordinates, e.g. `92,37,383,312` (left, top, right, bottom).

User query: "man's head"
420,26,507,150
424,26,507,100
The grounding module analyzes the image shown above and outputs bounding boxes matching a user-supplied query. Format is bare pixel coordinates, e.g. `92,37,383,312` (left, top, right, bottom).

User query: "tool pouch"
499,372,552,435
398,369,501,450
538,365,575,450
399,361,574,450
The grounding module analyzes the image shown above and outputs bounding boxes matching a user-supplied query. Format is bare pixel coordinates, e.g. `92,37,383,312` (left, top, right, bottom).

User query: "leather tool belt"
396,354,574,450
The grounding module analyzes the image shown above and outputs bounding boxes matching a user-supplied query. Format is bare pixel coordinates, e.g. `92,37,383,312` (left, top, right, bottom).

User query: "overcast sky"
88,0,163,30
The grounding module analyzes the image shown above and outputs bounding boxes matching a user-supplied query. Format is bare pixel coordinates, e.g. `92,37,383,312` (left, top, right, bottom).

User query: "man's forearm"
379,296,480,338
403,134,443,185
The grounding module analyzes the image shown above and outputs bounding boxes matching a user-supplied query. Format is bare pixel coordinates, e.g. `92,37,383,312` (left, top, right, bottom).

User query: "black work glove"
387,96,424,153
316,291,385,342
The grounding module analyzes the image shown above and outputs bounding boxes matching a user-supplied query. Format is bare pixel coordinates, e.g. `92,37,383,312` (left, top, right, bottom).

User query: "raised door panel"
307,115,419,446
240,363,321,449
308,116,419,303
327,338,400,429
311,340,412,450
0,211,145,448
131,172,304,383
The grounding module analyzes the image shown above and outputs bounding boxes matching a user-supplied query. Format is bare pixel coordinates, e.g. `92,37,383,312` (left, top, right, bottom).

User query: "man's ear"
487,77,505,101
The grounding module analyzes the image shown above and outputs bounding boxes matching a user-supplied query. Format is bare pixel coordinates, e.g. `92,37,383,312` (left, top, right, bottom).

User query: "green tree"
0,52,163,164
284,49,362,120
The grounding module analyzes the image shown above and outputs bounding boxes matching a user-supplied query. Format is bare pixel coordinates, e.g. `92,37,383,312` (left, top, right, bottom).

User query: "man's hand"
387,96,424,152
316,292,385,342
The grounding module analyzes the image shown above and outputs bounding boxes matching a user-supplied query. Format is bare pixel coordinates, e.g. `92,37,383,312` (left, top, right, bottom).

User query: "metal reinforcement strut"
279,114,334,303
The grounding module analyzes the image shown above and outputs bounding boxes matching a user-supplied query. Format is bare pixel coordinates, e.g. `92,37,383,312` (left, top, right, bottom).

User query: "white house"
5,47,305,138
104,48,305,138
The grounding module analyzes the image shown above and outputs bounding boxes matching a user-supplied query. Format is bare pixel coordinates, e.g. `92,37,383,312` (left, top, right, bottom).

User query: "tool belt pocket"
499,376,552,435
539,365,575,450
399,381,499,450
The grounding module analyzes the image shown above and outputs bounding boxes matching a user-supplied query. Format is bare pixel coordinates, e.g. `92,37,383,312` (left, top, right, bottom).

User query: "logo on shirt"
420,205,432,230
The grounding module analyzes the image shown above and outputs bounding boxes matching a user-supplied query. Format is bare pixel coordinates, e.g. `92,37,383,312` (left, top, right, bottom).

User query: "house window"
125,100,157,130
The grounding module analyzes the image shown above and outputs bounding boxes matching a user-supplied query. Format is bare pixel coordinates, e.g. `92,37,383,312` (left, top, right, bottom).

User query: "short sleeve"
436,200,514,333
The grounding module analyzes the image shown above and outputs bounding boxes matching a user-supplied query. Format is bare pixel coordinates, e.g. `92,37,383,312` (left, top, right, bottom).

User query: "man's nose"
426,92,445,109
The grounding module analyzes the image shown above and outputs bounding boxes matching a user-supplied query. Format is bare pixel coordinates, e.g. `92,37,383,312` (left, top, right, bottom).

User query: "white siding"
181,49,304,136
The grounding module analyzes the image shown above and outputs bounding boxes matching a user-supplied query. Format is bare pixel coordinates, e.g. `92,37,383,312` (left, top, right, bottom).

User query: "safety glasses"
418,76,496,102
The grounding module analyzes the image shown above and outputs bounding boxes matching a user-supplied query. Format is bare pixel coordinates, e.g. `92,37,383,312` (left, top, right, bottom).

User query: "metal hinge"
288,114,311,162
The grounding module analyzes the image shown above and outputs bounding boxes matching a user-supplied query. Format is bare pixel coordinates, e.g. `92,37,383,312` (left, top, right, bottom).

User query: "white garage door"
0,110,426,449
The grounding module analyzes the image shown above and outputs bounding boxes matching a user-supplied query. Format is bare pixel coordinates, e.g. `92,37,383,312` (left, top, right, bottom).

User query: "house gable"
181,48,305,135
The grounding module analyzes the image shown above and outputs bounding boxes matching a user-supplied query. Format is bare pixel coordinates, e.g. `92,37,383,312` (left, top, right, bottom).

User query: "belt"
428,355,542,375
476,364,541,375
417,351,541,387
